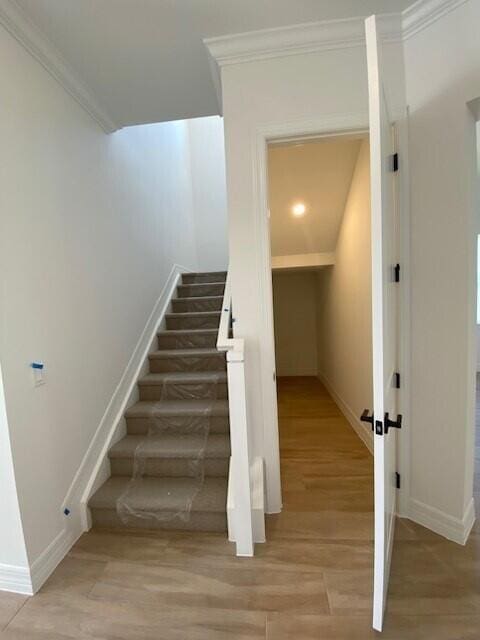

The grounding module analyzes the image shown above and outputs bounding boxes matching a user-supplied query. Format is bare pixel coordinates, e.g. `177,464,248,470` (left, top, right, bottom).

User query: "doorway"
265,129,376,613
267,131,375,514
268,132,374,441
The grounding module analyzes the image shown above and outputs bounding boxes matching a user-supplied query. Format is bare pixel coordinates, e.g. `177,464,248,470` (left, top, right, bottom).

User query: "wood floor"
1,376,479,638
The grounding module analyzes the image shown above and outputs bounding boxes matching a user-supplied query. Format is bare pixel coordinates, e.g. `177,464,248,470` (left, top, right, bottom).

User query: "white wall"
0,22,227,574
316,139,372,438
188,116,229,271
272,271,318,377
221,38,405,512
403,0,480,529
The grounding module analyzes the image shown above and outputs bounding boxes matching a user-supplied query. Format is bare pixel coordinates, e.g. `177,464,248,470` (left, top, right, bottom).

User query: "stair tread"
158,328,218,336
109,433,230,459
150,348,222,359
184,271,227,278
179,282,226,287
125,399,229,418
138,371,227,385
166,311,221,318
173,295,224,303
90,476,227,513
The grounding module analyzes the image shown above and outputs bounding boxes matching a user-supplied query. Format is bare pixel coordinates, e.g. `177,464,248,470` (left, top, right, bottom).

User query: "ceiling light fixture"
292,202,306,217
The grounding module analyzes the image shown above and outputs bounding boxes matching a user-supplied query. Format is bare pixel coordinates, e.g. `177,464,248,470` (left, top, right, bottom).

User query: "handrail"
217,271,244,359
216,268,253,556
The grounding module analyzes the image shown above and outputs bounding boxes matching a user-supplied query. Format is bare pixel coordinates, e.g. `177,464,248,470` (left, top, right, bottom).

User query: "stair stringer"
62,263,192,539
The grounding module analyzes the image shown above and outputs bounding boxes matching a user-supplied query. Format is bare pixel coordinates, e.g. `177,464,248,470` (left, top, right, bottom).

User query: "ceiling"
268,135,367,257
14,0,414,128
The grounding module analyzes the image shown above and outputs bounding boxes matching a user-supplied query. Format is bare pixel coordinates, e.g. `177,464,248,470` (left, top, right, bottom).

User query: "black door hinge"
393,372,401,389
395,472,401,489
391,152,399,172
394,263,400,283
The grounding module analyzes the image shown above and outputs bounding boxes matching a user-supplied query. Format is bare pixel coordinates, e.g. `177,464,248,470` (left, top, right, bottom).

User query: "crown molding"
205,18,365,68
0,0,118,133
205,0,469,112
402,0,468,40
204,13,401,114
204,14,402,69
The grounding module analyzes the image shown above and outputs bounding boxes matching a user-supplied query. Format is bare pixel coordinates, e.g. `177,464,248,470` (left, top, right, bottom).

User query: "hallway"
0,377,479,638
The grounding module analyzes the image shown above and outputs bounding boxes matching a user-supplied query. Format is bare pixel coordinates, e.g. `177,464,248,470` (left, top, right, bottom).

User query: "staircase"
89,271,230,532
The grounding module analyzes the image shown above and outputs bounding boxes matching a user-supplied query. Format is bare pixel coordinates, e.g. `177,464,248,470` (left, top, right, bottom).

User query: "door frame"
252,110,411,518
465,99,480,529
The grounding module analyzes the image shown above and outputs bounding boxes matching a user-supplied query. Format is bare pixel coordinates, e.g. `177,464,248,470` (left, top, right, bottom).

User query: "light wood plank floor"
1,376,479,639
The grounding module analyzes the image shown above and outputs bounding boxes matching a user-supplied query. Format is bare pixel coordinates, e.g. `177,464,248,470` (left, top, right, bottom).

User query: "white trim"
396,110,412,518
205,18,368,68
204,14,401,69
0,563,32,595
29,527,81,593
0,0,117,133
62,263,191,537
318,371,374,455
408,497,476,545
402,0,469,40
462,104,480,540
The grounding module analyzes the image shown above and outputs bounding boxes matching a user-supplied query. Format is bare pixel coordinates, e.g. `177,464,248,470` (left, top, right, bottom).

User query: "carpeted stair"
89,271,230,532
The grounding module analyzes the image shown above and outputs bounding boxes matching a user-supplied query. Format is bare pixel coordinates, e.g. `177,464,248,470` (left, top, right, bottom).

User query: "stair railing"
217,270,254,556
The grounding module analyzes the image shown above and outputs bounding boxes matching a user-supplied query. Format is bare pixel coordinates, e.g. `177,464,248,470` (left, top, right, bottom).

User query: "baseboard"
251,456,266,544
0,563,32,595
317,372,373,454
29,527,82,593
408,497,476,545
61,262,192,539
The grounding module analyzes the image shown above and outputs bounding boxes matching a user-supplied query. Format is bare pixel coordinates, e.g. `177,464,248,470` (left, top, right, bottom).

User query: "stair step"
171,295,223,313
166,311,220,330
182,271,227,285
89,476,227,532
109,433,230,477
177,283,225,298
157,328,218,350
125,399,230,435
149,348,226,373
138,371,228,401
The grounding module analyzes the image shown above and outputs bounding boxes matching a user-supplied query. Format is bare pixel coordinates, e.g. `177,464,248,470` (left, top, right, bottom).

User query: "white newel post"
226,343,254,556
217,270,260,556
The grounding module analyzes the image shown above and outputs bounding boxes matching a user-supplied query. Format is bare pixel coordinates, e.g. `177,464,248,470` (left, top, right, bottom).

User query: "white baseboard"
317,372,373,455
0,563,32,595
251,457,266,544
408,497,476,545
30,527,82,593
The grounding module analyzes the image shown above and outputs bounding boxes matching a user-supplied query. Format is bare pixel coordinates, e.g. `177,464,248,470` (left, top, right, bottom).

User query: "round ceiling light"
292,202,306,217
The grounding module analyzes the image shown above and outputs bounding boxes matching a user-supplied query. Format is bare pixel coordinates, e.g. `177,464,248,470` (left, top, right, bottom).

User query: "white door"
365,14,400,633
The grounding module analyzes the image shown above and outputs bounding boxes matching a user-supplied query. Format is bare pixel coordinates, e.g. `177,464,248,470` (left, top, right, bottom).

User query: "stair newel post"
226,342,254,556
217,270,257,556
